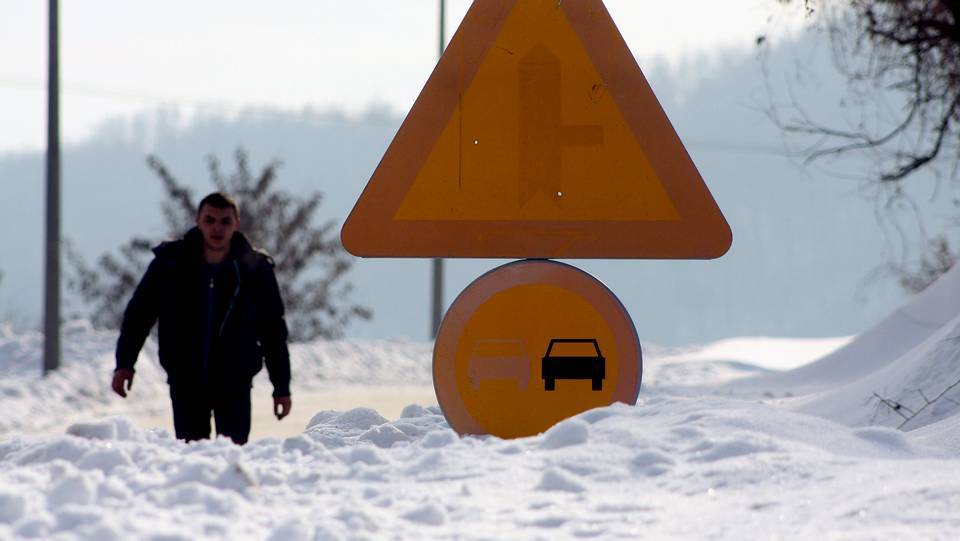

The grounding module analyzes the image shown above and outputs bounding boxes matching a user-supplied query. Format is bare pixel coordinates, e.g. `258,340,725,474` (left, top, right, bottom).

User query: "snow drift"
1,395,958,540
0,321,431,438
731,263,960,393
725,263,960,434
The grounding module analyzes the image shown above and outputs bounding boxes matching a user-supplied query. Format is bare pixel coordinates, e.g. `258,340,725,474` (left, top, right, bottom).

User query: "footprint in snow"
402,503,447,526
629,450,675,477
536,468,587,493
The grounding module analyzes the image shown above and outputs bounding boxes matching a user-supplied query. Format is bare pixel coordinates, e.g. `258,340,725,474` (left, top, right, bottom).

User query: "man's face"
195,205,239,252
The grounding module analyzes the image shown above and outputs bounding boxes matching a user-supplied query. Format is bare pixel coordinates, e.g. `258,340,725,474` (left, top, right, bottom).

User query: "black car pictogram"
541,338,605,391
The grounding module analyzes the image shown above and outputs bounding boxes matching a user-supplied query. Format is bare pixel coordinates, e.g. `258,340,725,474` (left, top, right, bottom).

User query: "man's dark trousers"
170,376,252,445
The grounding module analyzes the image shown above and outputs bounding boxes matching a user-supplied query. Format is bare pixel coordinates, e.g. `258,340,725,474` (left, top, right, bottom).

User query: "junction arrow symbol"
518,44,604,207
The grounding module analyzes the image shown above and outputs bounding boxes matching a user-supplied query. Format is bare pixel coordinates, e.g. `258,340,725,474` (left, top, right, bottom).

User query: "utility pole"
44,0,61,375
431,0,446,339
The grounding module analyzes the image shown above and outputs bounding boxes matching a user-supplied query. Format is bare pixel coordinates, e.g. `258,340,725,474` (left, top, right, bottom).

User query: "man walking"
111,192,292,445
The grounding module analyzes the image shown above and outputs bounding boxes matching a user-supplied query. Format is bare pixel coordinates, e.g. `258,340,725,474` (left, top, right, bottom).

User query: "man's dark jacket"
116,228,291,397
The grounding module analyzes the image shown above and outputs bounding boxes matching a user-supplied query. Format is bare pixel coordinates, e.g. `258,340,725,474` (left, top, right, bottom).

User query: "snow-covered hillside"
730,264,960,432
1,266,959,539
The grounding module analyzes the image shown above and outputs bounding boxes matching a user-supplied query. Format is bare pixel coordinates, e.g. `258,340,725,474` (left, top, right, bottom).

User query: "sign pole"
431,0,446,339
43,0,61,375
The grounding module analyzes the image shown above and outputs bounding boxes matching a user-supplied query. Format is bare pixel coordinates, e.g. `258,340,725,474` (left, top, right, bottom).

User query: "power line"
0,75,794,156
0,75,399,129
683,137,794,157
0,75,245,110
0,75,327,115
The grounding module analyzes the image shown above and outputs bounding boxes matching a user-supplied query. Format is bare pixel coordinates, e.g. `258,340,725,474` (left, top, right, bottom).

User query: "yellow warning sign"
434,260,642,438
342,0,732,258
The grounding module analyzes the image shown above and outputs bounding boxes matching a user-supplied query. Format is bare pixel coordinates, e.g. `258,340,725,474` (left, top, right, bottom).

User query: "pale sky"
0,0,807,153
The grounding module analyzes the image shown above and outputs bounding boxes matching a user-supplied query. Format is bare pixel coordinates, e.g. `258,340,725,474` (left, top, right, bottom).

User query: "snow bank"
910,411,960,454
794,312,960,430
715,264,960,434
732,263,960,393
0,322,431,439
0,321,170,437
1,395,958,540
646,335,850,389
652,335,851,371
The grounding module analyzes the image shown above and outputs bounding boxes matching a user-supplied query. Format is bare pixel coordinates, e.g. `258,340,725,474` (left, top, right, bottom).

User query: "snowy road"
127,385,438,441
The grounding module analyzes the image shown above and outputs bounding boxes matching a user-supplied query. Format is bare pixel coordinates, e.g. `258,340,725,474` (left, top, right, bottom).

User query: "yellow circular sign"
434,260,642,438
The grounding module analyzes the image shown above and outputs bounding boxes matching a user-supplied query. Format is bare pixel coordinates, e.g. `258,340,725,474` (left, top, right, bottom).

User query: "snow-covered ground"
1,265,959,539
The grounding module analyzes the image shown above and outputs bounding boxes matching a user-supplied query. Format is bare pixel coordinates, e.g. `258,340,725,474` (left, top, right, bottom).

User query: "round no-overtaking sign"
434,260,642,438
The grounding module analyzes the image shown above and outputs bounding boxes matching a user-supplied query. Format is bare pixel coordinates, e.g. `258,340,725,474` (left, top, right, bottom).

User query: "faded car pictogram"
468,339,531,390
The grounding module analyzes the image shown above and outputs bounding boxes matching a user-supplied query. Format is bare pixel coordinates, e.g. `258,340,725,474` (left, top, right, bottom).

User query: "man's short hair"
197,192,239,217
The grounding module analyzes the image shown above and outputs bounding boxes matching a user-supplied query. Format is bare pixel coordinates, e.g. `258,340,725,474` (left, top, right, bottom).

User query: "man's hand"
111,369,135,398
274,396,292,420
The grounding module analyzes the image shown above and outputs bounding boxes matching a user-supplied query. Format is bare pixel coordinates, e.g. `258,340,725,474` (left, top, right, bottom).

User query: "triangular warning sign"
342,0,732,259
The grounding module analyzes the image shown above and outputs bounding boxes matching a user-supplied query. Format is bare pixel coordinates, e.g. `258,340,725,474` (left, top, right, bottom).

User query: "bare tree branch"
872,391,913,420
767,0,960,291
898,377,960,430
871,376,960,430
